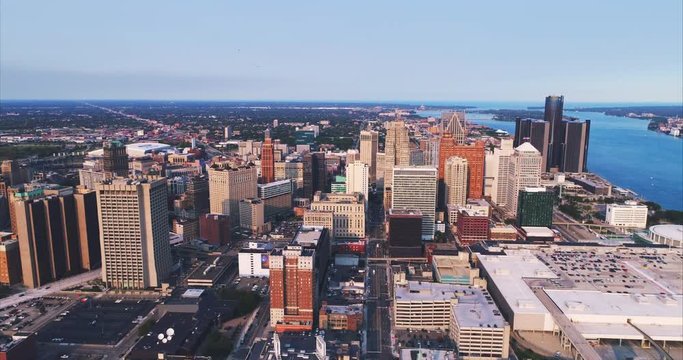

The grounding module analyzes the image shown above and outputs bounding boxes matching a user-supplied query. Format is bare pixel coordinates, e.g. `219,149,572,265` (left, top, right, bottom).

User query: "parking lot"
36,299,156,345
0,296,74,335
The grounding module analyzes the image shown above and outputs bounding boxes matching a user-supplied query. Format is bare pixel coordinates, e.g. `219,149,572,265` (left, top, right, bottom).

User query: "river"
416,108,683,210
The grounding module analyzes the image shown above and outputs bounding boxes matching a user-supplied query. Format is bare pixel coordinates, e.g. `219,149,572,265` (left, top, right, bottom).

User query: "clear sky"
1,0,681,102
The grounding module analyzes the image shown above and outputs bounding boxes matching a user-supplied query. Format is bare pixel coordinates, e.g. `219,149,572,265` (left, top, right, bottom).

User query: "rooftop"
650,224,683,242
292,226,326,247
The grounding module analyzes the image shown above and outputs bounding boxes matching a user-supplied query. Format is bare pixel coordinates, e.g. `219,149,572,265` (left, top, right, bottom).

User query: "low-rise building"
238,198,270,235
238,242,272,278
605,202,648,229
310,191,365,240
318,302,363,331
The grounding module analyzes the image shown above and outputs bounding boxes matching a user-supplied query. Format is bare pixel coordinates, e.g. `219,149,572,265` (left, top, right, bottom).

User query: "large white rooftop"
650,224,683,242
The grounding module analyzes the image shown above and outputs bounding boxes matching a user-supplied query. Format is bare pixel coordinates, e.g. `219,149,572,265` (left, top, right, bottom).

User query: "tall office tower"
199,213,231,246
387,209,423,257
15,193,81,288
561,120,590,173
207,163,258,227
345,161,369,202
424,137,440,167
269,245,317,332
484,139,515,206
514,118,550,171
303,152,327,200
392,167,437,240
184,175,209,219
375,153,385,185
545,95,565,171
442,111,467,144
440,138,486,205
102,140,129,177
311,192,365,240
258,179,293,221
516,187,554,227
1,160,21,186
224,126,232,140
239,198,268,234
383,121,411,192
96,178,172,289
0,238,22,285
73,187,101,270
359,130,378,182
261,135,276,183
504,143,542,217
444,156,468,207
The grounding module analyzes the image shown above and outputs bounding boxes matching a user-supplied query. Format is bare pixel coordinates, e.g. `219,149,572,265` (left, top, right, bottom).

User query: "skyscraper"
392,167,437,240
514,118,550,171
303,152,327,200
261,134,275,183
505,143,543,217
516,188,554,227
561,120,591,173
387,208,423,257
345,161,369,201
102,140,129,177
545,95,565,172
383,121,411,194
96,178,172,289
442,111,467,144
444,156,468,207
484,138,514,206
207,163,258,227
438,137,485,205
269,245,317,332
359,130,378,182
1,160,21,186
73,187,101,271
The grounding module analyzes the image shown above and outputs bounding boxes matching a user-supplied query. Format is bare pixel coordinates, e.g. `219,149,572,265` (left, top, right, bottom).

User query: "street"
0,269,101,309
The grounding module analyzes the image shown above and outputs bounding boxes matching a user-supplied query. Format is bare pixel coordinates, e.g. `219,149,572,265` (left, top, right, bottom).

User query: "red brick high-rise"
269,245,316,332
439,135,485,204
261,136,275,183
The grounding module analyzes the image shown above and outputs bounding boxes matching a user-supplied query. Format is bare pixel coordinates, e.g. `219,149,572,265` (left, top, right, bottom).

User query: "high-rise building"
442,112,467,144
605,202,648,229
561,120,591,173
484,138,515,206
261,135,275,183
376,152,386,185
199,213,231,246
0,239,22,285
73,187,101,270
224,126,232,140
439,137,485,205
1,160,21,186
444,156,468,207
303,152,327,200
207,163,258,227
387,209,423,257
383,121,411,194
516,187,554,227
185,175,210,219
359,130,378,182
96,178,172,289
239,198,269,234
310,192,365,240
505,143,543,217
392,167,437,240
269,245,317,332
102,140,129,177
345,161,369,202
514,118,550,171
258,179,293,221
545,95,565,171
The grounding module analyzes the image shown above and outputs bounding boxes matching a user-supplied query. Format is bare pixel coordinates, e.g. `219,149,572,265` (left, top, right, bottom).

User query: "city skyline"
1,1,682,102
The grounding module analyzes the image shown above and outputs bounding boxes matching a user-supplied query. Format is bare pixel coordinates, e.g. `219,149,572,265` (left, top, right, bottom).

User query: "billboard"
261,254,270,269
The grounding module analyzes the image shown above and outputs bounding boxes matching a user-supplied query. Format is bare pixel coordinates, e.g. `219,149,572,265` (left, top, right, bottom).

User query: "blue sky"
1,1,681,102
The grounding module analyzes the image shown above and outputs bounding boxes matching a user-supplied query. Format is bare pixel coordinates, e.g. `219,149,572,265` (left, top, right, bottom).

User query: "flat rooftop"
292,226,325,247
432,255,472,282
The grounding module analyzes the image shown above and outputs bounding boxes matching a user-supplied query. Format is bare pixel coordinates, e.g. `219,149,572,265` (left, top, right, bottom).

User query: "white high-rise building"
345,161,369,202
505,143,542,217
444,156,468,207
96,178,173,289
484,138,515,206
606,202,648,229
359,130,378,182
392,167,438,240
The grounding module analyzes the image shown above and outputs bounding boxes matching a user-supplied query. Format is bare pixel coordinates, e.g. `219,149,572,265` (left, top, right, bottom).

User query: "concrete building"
319,302,363,331
345,161,368,202
96,178,172,289
199,213,230,246
444,156,468,207
561,120,591,173
303,210,334,241
387,208,423,257
384,121,411,204
269,245,317,332
514,119,550,172
605,202,648,229
238,198,269,235
516,187,554,228
456,208,490,245
432,253,481,286
257,179,293,221
207,163,257,227
376,152,385,185
0,239,21,285
275,161,304,191
392,167,437,240
73,187,101,270
439,138,486,205
102,140,129,177
303,152,327,200
238,242,272,278
484,138,514,206
646,224,683,247
261,135,275,183
504,143,542,217
310,192,365,240
359,130,378,182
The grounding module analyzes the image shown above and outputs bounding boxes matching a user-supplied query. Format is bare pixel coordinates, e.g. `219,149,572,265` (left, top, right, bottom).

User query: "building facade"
258,179,293,221
199,213,231,246
345,161,369,202
310,192,365,240
444,156,468,207
605,202,648,229
516,187,554,227
303,152,327,200
388,209,423,257
484,138,515,206
269,245,316,332
261,136,275,183
504,143,542,217
359,130,378,182
207,164,258,227
392,167,437,240
239,198,269,234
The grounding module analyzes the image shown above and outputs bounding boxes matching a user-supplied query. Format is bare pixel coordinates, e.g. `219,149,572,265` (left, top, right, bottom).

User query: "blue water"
417,108,683,210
